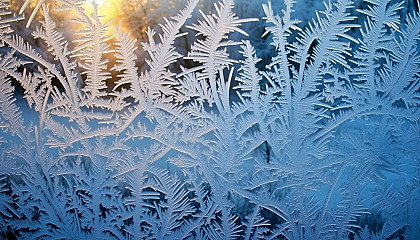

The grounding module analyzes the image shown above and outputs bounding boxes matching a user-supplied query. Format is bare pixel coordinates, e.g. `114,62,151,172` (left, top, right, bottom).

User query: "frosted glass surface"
0,0,419,239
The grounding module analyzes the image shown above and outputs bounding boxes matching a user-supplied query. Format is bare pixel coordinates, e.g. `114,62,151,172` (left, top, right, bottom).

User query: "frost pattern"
1,0,420,239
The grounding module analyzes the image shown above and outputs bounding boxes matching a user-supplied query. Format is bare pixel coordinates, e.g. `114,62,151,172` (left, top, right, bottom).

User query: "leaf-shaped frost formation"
0,0,419,239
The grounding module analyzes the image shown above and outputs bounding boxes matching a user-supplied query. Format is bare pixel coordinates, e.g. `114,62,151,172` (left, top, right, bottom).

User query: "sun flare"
97,0,118,21
84,0,122,23
91,0,105,6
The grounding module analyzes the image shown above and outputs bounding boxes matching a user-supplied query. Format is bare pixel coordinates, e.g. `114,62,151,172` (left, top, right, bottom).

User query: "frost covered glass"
0,0,419,239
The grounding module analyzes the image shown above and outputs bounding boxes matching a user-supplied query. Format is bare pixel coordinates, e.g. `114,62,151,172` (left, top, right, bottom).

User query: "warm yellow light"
95,0,105,6
82,0,121,23
78,0,149,38
97,0,120,21
88,0,105,7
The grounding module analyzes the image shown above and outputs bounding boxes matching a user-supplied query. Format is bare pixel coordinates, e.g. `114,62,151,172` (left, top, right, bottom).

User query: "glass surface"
0,0,419,239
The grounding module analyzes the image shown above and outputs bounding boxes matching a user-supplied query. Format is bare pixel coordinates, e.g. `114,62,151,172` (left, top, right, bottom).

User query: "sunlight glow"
85,0,121,23
91,0,105,6
97,0,118,20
